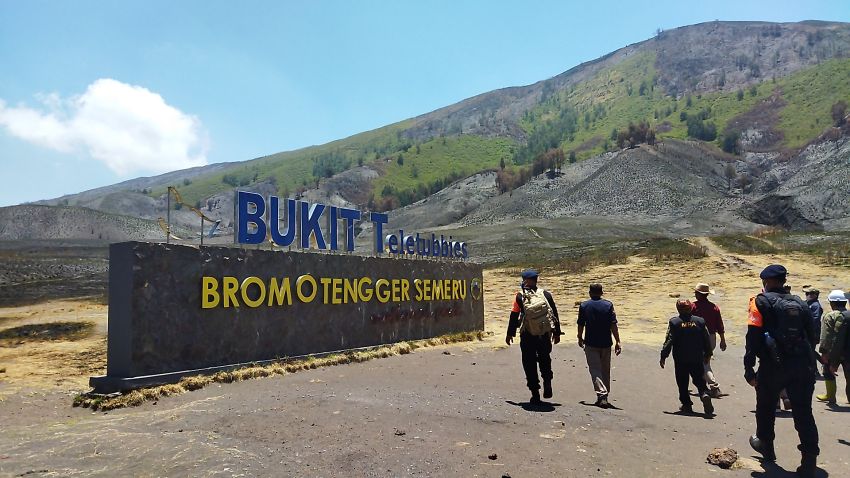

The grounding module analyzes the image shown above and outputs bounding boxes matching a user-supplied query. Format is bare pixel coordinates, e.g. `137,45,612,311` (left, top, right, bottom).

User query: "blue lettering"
404,235,415,255
326,206,339,251
371,212,388,254
269,196,296,247
300,202,326,249
339,208,361,252
236,191,266,244
387,233,399,254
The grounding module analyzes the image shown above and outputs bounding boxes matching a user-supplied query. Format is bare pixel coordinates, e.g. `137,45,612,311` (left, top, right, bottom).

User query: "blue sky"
0,1,846,206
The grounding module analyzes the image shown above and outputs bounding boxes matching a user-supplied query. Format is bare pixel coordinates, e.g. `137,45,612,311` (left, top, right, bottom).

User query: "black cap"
759,264,787,280
521,269,539,279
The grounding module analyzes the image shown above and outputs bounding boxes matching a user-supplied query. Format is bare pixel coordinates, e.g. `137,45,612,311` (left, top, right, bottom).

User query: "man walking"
660,299,714,416
692,283,726,398
816,290,849,404
506,269,562,404
804,288,823,347
744,264,819,477
577,283,621,408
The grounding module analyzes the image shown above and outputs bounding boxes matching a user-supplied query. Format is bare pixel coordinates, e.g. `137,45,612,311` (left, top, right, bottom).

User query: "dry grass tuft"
72,330,484,411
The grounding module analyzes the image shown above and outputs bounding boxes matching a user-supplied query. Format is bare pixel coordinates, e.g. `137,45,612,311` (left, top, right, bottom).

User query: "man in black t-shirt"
577,283,621,408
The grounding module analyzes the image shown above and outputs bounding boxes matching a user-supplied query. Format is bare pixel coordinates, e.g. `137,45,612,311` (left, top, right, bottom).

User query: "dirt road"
1,239,848,476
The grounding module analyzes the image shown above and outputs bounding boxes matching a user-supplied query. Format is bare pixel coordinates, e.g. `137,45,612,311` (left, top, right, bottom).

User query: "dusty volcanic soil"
1,240,849,477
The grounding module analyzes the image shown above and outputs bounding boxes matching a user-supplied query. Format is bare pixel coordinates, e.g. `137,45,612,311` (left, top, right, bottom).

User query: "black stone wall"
97,242,484,386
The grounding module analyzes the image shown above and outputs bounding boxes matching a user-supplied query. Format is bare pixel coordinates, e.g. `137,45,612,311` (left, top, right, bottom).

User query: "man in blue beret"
744,264,820,477
506,269,562,404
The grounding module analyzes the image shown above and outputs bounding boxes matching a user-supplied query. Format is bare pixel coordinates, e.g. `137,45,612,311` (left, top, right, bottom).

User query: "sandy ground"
0,239,848,476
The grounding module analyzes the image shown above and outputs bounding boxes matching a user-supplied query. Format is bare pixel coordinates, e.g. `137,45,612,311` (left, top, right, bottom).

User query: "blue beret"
521,269,539,279
759,264,787,279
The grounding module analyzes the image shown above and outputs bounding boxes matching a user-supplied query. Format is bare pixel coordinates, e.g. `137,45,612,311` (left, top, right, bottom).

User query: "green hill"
52,21,850,213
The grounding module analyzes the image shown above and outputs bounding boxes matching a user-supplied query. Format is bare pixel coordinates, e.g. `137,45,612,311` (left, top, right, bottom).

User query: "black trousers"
520,332,552,391
674,359,708,406
755,361,819,455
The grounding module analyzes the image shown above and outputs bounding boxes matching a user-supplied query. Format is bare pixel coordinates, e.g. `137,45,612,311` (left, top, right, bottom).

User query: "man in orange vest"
744,264,819,477
506,269,562,404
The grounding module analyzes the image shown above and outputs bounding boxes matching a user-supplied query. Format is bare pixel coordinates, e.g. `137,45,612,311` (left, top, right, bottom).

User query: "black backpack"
762,292,809,358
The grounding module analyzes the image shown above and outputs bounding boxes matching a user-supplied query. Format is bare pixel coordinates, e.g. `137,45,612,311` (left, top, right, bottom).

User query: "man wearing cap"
692,283,726,398
744,264,819,477
816,290,850,404
660,299,714,415
506,269,562,404
804,288,823,347
577,283,621,408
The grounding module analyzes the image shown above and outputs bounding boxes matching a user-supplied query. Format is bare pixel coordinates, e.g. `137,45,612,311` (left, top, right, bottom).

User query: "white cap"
827,289,848,302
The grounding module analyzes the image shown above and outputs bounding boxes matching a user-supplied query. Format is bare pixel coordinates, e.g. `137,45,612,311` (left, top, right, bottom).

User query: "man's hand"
505,335,513,346
745,368,757,388
659,358,665,369
719,339,727,352
830,363,839,375
614,343,622,356
577,337,584,349
552,333,561,344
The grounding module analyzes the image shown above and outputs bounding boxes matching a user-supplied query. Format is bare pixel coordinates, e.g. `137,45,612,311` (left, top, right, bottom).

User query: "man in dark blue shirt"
577,283,621,408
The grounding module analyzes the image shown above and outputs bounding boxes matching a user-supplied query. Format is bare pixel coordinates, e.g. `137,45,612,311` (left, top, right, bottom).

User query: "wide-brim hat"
827,290,848,302
694,283,714,295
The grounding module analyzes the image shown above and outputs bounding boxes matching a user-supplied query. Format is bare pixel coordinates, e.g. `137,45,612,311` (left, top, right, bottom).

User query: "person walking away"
816,290,850,404
804,288,823,346
692,283,726,398
660,299,714,416
744,264,819,477
506,269,562,403
577,283,621,408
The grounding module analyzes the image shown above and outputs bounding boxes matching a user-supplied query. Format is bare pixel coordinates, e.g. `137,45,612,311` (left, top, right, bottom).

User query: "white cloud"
0,79,209,175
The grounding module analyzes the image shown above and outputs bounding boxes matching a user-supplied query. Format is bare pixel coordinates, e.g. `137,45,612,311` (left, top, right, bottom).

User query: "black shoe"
749,435,776,461
796,453,817,478
701,394,714,415
543,381,553,399
598,397,610,408
679,404,693,413
530,390,541,404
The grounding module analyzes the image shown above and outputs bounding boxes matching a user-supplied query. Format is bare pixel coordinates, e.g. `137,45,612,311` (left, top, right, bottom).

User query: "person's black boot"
543,381,553,399
749,435,776,461
530,389,541,404
796,453,817,478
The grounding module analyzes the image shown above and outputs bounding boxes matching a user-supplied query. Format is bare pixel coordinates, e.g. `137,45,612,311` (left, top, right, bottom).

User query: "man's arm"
660,320,674,361
610,303,621,354
701,320,713,362
716,305,727,351
506,293,522,345
544,291,561,336
611,323,621,355
576,302,586,348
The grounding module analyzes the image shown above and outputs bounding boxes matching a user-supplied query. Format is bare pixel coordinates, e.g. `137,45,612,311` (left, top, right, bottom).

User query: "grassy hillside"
518,53,850,163
146,27,850,212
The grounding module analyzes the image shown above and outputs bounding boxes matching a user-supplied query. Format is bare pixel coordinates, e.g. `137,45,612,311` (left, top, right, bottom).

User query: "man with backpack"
816,289,849,404
744,264,819,477
506,269,562,404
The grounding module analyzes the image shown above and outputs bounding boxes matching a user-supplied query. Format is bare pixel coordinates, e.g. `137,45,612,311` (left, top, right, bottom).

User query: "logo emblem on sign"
471,278,482,301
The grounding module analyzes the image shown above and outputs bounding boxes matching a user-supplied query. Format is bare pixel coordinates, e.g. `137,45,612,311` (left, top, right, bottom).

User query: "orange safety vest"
747,295,763,327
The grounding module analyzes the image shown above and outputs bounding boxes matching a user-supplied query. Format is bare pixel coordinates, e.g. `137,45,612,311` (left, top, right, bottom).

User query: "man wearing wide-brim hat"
692,283,725,398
